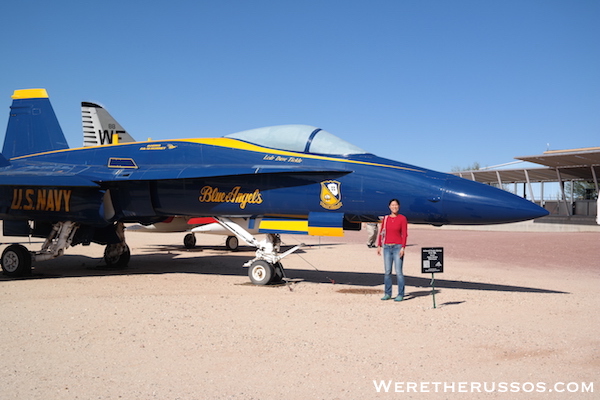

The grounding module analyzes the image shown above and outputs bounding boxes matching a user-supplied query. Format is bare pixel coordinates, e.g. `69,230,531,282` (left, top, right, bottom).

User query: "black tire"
272,262,284,283
184,233,196,249
248,260,274,285
104,244,130,268
225,236,239,251
1,244,32,277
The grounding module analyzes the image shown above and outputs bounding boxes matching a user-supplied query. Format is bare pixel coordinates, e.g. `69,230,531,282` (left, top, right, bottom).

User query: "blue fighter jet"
0,89,548,284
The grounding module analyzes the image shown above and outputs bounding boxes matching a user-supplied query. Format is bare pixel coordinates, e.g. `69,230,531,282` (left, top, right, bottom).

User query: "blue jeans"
383,244,404,297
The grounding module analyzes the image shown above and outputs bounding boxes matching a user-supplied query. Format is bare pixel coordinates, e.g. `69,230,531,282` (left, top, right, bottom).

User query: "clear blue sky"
1,0,598,172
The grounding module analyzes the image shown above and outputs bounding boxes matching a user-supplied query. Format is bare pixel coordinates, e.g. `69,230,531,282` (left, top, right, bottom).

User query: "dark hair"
389,198,400,206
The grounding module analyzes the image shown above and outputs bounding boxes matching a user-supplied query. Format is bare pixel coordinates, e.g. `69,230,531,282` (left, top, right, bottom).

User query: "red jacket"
377,214,408,247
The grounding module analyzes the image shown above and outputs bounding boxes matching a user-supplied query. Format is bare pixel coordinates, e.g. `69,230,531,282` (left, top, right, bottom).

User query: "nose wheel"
248,260,273,285
248,260,285,285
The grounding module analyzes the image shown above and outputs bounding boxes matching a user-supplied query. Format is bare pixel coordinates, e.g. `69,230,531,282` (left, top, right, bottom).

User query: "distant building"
453,147,599,225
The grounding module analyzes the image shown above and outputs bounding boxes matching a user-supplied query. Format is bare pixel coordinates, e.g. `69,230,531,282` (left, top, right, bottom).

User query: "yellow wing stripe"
307,226,344,237
258,219,344,236
259,219,308,233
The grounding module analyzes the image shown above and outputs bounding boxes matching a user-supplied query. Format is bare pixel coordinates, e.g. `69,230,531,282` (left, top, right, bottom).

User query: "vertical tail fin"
2,89,69,159
81,102,136,146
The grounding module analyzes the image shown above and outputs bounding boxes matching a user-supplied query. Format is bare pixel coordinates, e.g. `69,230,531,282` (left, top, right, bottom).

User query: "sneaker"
381,294,392,301
394,296,404,302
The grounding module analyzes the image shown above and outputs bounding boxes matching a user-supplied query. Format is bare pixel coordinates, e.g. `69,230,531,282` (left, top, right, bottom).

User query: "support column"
556,169,571,216
524,170,535,202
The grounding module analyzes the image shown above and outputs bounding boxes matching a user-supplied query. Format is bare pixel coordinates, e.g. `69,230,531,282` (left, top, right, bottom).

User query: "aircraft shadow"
0,249,567,295
286,268,567,294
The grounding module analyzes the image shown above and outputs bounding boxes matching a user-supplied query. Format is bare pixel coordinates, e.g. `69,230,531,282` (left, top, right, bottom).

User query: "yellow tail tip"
12,88,49,99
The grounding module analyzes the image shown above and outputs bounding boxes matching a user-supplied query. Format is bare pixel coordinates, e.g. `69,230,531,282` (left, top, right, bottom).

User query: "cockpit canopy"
224,124,367,155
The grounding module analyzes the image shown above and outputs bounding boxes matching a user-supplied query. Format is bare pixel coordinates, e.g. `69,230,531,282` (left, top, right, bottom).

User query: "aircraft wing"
0,174,100,187
0,161,348,188
92,164,352,183
0,164,100,187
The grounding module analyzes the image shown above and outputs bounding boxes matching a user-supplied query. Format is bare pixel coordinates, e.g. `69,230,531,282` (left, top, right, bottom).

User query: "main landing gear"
213,217,303,285
102,222,130,268
1,221,130,277
1,244,32,277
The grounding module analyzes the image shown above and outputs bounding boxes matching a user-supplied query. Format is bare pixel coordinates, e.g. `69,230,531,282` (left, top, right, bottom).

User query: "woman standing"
377,199,408,301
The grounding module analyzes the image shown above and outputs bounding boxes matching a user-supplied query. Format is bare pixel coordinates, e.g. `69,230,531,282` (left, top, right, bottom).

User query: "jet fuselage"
0,137,546,227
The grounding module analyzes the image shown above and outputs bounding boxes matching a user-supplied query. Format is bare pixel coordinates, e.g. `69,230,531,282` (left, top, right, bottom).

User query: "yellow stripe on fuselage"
182,138,422,172
11,137,422,172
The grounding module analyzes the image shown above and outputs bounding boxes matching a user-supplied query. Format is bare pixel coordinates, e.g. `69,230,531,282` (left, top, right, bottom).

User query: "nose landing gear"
213,217,303,285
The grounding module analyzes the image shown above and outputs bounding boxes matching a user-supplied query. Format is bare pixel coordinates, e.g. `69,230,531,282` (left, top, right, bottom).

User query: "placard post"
421,247,444,309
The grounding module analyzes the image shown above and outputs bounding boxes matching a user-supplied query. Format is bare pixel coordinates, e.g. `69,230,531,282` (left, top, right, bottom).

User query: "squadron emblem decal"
320,180,342,210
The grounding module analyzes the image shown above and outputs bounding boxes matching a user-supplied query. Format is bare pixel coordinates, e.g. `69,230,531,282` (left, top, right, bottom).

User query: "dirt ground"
0,225,598,399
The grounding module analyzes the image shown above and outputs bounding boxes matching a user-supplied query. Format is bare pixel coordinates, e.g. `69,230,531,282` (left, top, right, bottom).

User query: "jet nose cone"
442,177,549,224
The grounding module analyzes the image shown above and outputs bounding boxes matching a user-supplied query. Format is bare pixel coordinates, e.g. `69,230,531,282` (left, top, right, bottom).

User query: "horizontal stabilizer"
3,89,69,159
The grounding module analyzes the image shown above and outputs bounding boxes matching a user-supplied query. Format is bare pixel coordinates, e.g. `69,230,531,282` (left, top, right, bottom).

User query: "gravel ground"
0,225,598,399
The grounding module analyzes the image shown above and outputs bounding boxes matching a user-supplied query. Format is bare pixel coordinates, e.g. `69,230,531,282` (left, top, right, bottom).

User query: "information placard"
421,247,444,273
